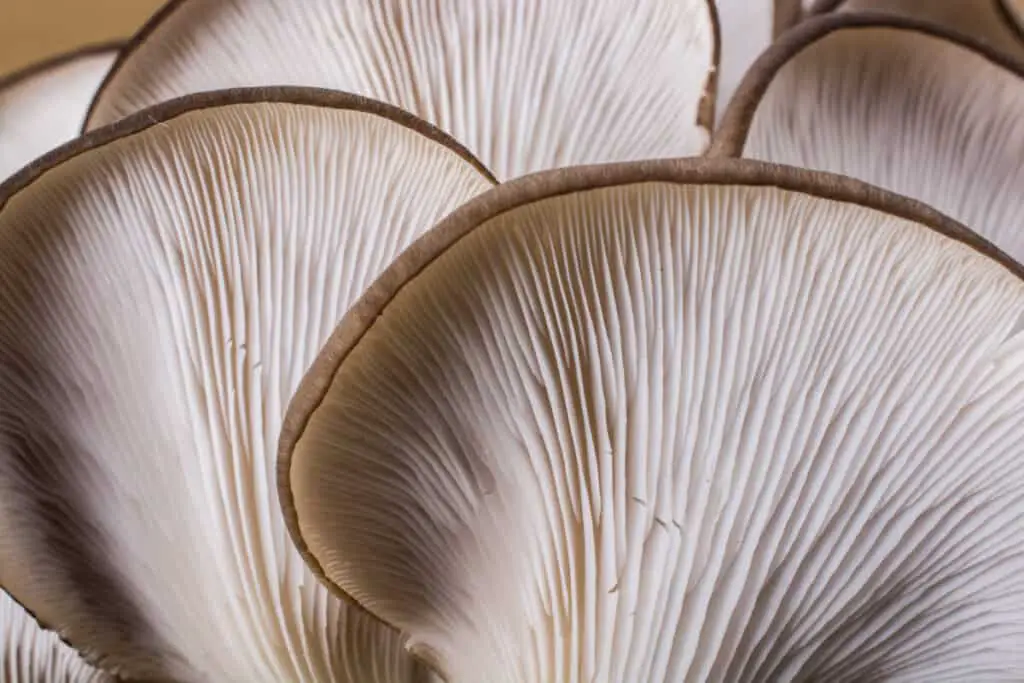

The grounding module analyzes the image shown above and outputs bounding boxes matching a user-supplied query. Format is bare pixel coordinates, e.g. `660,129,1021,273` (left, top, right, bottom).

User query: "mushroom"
806,0,1024,58
713,0,801,122
83,0,717,180
1,590,112,682
0,43,119,180
0,87,494,682
279,157,1024,682
712,14,1024,262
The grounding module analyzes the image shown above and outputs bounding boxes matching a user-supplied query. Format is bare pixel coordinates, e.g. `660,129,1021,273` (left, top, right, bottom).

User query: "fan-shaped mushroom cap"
0,44,119,180
281,158,1024,683
808,0,1024,58
712,15,1024,262
1,591,112,682
0,87,494,682
84,0,717,180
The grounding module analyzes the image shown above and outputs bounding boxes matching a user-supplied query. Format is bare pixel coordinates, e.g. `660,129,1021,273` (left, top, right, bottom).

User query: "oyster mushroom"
807,0,1024,58
1,590,112,682
84,0,718,180
0,43,119,179
712,14,1024,261
280,157,1024,683
0,87,494,682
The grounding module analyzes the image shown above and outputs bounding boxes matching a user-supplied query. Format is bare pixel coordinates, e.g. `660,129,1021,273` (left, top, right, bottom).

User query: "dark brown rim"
0,41,124,94
709,11,1024,158
277,154,1024,635
806,0,844,14
809,0,1024,49
1,85,497,210
85,0,722,143
83,0,182,131
0,84,497,680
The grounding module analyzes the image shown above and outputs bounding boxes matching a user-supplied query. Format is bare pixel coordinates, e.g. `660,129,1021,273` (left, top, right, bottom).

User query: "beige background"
0,0,164,73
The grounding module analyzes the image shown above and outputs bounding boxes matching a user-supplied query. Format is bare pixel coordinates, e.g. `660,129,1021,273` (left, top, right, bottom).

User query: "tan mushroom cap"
807,0,1024,59
280,157,1024,683
0,43,120,180
0,87,493,682
84,0,718,180
712,14,1024,264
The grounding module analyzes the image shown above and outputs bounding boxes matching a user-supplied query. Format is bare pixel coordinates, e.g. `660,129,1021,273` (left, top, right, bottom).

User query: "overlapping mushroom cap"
0,44,119,179
279,158,1024,682
84,0,718,180
713,14,1024,261
1,0,1024,680
0,88,493,682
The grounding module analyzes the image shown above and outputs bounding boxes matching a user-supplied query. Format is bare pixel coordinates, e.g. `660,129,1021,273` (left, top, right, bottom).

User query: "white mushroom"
84,0,717,180
807,0,1024,58
0,44,119,180
1,590,112,682
280,158,1024,683
0,88,494,682
712,14,1024,262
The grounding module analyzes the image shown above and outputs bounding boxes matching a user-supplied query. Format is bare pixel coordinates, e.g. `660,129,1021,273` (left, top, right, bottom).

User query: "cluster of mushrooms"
1,0,1023,681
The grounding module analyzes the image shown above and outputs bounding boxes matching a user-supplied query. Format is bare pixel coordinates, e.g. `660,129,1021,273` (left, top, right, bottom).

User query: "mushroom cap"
712,14,1024,263
0,87,493,682
1,590,112,682
281,157,1024,683
0,44,119,180
85,0,717,180
807,0,1024,58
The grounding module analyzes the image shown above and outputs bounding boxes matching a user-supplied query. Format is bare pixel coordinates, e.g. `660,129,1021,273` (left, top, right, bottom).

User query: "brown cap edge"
82,0,185,132
0,41,125,93
0,85,498,210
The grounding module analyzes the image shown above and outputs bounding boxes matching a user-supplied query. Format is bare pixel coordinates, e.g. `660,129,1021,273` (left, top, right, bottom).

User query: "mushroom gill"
713,14,1024,262
1,590,112,683
84,0,717,180
281,158,1024,682
0,87,493,682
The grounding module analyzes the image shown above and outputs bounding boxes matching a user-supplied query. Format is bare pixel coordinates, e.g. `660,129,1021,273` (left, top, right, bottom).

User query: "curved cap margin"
708,11,1024,158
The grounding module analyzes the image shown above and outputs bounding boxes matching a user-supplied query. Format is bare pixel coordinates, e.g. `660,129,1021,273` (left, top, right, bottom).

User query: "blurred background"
0,0,163,73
